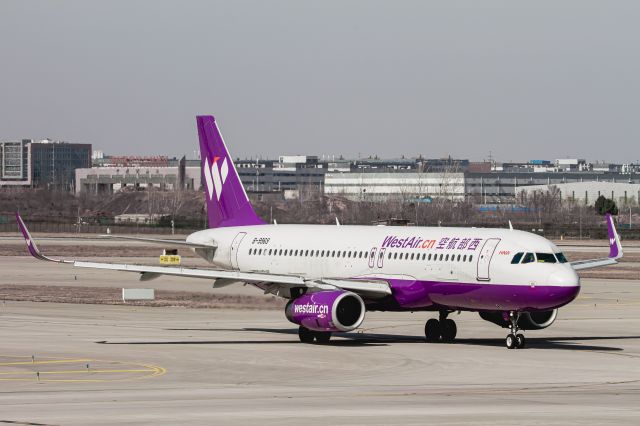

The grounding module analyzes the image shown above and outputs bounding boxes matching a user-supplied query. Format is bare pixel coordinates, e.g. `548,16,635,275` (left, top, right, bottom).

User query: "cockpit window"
555,252,568,263
521,253,535,264
511,252,524,264
536,253,557,263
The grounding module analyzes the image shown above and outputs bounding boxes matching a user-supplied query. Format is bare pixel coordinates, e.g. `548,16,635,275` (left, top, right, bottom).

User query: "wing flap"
99,234,216,249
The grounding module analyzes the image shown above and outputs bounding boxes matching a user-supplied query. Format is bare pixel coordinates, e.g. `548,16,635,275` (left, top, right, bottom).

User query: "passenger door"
476,238,501,281
230,232,247,270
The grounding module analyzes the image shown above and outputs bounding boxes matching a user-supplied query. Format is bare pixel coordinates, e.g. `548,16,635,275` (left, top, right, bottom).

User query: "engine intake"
479,309,558,330
285,290,365,332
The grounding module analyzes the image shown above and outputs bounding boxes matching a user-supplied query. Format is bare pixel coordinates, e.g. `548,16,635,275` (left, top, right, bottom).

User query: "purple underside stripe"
366,278,580,311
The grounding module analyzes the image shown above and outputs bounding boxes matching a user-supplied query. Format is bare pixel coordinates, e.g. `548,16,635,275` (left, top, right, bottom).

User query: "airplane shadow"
98,328,640,351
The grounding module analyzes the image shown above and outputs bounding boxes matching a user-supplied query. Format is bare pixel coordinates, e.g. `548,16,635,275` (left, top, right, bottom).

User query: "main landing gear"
298,326,332,344
505,311,526,349
424,311,457,343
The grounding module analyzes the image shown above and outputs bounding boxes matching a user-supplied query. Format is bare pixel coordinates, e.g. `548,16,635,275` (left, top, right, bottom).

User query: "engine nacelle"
479,309,558,330
285,290,365,332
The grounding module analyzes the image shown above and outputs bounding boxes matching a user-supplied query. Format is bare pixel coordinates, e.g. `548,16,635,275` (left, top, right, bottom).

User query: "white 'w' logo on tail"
204,156,229,201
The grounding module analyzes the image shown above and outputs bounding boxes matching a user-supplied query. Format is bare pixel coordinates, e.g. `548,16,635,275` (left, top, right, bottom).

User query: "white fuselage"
186,224,579,300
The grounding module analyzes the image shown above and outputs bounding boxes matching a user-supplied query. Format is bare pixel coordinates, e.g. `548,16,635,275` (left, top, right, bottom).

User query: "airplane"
16,115,624,349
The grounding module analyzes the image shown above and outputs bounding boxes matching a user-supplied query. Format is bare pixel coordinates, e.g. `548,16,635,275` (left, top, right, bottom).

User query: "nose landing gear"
505,311,526,349
424,311,457,343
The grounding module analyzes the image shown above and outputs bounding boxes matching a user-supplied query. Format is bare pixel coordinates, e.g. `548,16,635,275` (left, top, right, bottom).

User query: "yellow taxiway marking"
0,359,92,366
0,355,166,383
0,369,155,375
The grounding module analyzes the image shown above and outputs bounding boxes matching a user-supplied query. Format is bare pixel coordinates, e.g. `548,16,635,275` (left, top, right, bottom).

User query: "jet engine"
285,290,365,332
479,309,558,330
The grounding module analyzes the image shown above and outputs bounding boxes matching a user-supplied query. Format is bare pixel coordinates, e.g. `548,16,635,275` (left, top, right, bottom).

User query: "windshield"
555,252,568,263
536,253,557,263
511,252,524,264
522,253,535,264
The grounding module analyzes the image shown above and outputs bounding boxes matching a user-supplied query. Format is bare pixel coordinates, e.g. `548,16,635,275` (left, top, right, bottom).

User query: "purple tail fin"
197,116,265,228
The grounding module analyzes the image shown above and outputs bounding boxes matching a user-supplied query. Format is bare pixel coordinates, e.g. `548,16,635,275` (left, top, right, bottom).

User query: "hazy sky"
1,1,639,163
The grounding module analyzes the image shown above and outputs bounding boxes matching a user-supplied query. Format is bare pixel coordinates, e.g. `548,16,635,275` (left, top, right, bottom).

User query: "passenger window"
521,253,535,264
410,253,414,260
511,252,524,264
439,254,443,261
445,254,449,261
388,252,392,260
555,252,568,263
469,255,473,262
457,254,461,261
428,254,432,261
422,253,426,260
463,254,466,261
536,253,557,263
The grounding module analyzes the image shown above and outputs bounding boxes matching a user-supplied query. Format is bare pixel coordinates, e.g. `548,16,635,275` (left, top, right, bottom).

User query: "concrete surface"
1,278,639,425
1,234,640,424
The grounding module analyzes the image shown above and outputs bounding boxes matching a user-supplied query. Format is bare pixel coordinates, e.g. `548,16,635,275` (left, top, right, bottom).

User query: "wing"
570,213,623,271
15,213,391,299
98,234,216,249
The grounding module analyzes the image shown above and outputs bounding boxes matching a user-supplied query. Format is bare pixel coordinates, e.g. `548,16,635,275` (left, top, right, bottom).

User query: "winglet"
606,213,623,259
15,213,69,263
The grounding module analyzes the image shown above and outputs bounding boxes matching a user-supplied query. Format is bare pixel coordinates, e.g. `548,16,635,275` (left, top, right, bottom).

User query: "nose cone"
548,267,580,288
545,267,581,307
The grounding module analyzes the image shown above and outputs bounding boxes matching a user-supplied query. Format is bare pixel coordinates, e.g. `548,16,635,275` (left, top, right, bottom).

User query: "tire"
506,333,516,349
516,333,526,349
441,319,457,343
298,326,314,344
424,318,441,342
315,331,332,344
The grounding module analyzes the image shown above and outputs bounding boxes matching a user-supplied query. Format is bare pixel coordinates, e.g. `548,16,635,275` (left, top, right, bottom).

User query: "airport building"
0,140,31,186
0,139,91,190
75,156,201,194
70,150,640,206
520,181,640,205
324,172,466,201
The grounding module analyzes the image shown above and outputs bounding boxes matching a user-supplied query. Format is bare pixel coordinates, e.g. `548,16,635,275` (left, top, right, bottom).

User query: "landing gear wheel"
298,326,314,344
506,333,517,349
314,331,332,344
516,333,526,349
425,318,441,342
440,319,457,343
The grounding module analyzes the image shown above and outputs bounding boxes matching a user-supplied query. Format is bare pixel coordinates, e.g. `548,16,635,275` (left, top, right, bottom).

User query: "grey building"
1,139,91,190
0,140,31,186
464,172,640,204
30,141,92,190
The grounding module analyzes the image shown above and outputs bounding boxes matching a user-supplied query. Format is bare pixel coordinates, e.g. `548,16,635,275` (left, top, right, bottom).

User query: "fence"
0,221,200,235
